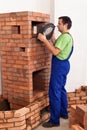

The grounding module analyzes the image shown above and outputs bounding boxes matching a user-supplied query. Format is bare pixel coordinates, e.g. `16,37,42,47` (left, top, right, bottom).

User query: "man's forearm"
44,39,61,56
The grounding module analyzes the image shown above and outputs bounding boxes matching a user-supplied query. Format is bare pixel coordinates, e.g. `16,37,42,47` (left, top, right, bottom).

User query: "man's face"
57,19,67,33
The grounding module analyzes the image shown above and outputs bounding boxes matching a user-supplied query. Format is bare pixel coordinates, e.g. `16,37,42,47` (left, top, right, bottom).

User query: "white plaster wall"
50,0,55,23
54,0,87,92
0,0,50,14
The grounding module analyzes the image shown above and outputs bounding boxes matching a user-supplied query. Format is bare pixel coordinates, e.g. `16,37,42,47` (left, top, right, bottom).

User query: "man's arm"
38,33,61,56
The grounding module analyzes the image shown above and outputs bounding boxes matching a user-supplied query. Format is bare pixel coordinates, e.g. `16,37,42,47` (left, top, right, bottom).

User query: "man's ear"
65,23,68,29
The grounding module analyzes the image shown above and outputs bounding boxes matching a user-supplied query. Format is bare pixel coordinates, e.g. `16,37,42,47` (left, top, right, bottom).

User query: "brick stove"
0,11,51,110
1,11,87,130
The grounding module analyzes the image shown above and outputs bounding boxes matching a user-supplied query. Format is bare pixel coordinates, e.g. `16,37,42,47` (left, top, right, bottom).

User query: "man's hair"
59,16,72,29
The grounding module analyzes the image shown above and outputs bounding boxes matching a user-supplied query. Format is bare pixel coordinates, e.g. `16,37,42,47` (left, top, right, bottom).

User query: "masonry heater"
0,11,51,110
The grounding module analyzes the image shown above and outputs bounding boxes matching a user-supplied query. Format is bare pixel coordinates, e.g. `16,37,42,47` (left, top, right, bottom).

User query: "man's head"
57,16,72,33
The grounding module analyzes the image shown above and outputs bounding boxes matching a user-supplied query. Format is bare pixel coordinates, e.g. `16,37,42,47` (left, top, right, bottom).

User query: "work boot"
42,121,60,128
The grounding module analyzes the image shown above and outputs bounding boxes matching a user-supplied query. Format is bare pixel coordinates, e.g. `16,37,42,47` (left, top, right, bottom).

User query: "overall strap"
64,32,74,60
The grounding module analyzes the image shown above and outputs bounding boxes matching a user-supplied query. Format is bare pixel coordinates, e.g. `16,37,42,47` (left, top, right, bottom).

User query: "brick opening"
33,69,48,99
20,47,26,52
12,25,20,34
0,99,10,111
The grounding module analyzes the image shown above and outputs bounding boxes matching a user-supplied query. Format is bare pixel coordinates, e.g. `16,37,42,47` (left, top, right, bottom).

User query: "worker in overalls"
38,16,74,128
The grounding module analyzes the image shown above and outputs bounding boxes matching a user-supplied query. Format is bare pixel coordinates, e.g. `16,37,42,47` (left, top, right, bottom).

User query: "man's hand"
37,33,47,43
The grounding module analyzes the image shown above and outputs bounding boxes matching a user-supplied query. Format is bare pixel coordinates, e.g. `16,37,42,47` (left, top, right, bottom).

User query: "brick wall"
67,85,87,111
0,95,49,130
0,11,51,109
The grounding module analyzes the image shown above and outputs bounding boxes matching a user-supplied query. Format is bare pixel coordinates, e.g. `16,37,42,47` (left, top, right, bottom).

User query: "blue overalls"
49,46,73,125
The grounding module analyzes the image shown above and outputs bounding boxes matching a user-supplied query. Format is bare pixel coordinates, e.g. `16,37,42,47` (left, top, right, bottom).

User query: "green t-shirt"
55,33,73,60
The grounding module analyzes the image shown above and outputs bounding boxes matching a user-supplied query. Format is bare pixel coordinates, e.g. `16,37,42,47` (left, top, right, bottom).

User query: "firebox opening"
33,69,49,98
32,21,46,37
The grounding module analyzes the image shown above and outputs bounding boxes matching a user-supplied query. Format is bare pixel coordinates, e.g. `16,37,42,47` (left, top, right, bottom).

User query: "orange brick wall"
0,11,51,109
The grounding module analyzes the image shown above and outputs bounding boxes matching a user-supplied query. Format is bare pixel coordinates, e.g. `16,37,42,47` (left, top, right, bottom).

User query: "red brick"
71,124,84,130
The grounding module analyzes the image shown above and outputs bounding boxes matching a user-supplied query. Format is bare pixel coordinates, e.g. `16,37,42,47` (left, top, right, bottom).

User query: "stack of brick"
0,11,51,109
0,96,49,130
70,105,87,130
67,85,87,111
76,105,87,130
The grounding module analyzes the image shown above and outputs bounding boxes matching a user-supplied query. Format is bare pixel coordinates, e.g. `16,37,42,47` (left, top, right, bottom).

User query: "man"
38,16,73,128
